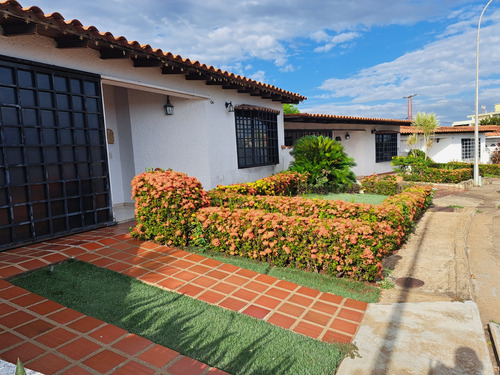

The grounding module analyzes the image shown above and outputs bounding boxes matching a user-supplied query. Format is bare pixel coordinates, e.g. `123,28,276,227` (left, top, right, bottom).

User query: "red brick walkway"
0,222,367,374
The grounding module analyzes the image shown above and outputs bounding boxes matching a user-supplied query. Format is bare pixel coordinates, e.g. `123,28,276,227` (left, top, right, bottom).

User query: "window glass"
375,133,398,163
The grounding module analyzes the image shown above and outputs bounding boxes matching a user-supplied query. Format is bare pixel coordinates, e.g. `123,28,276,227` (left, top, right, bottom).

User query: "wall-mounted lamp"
164,96,174,115
436,138,440,143
371,129,377,134
225,101,234,112
345,133,350,140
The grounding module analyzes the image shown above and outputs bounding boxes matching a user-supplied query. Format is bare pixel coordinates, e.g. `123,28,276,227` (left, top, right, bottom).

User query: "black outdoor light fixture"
345,133,350,140
225,101,234,112
164,95,174,115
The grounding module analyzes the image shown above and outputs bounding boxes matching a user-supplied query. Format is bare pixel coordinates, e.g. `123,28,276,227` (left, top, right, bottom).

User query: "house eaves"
0,0,306,104
400,125,500,135
285,113,410,126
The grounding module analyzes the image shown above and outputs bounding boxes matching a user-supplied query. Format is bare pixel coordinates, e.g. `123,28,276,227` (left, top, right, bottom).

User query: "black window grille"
0,55,112,250
284,129,333,146
461,138,480,160
235,109,278,168
375,133,398,162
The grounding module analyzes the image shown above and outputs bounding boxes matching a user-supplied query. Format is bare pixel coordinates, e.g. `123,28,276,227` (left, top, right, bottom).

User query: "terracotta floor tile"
109,242,133,251
178,284,204,298
81,242,104,251
168,249,189,258
106,261,131,273
47,308,84,325
77,253,101,263
0,303,16,316
0,332,23,351
0,265,24,278
155,265,180,276
169,259,194,270
245,281,269,293
122,267,149,278
293,321,323,339
189,264,212,275
1,310,37,329
235,268,258,278
138,344,179,368
59,337,101,360
287,294,314,307
321,329,352,344
16,319,56,338
67,316,104,333
59,365,94,375
224,275,249,286
83,349,127,373
138,272,167,284
174,270,199,282
35,327,78,348
112,334,152,356
18,259,47,271
98,237,120,246
139,242,160,250
208,368,230,375
297,286,321,298
253,295,282,310
275,280,298,291
311,301,339,315
242,305,271,319
218,263,239,273
343,299,368,311
0,279,12,290
231,288,258,302
330,318,359,335
28,300,64,316
185,253,206,263
168,356,208,375
114,360,155,375
211,282,237,294
157,278,185,290
337,308,364,322
11,293,46,307
42,253,68,263
1,342,45,363
139,260,165,271
218,297,247,312
90,257,115,268
89,324,128,344
265,287,290,300
319,293,344,305
277,302,306,318
0,285,29,300
266,312,296,329
206,270,229,280
27,352,70,374
197,290,225,305
191,276,218,288
303,310,332,326
200,258,222,267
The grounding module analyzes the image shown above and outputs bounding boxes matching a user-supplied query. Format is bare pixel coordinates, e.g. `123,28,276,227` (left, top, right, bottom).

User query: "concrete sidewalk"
338,179,500,375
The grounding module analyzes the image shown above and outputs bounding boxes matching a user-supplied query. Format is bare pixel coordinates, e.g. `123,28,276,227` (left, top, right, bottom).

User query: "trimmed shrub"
360,174,400,195
214,171,308,196
130,169,211,246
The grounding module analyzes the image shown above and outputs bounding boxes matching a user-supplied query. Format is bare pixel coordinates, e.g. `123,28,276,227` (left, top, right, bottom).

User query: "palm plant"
407,112,440,160
289,135,356,192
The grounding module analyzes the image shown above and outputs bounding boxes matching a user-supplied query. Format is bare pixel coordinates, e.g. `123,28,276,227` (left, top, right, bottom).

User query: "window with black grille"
375,133,398,162
235,108,278,168
461,138,480,160
0,56,112,250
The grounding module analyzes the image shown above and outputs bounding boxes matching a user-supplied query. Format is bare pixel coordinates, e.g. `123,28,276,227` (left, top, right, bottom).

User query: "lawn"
11,260,354,375
302,193,388,205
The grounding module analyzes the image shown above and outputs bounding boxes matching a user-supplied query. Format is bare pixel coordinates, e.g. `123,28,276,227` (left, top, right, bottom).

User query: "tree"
283,103,300,114
289,135,357,192
407,112,440,160
480,117,500,125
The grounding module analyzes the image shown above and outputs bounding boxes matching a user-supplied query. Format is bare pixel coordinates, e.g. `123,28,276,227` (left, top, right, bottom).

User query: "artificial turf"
11,260,354,375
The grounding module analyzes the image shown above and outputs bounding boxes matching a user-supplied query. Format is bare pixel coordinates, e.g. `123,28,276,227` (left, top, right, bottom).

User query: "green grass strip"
188,247,380,303
302,193,388,205
11,260,354,375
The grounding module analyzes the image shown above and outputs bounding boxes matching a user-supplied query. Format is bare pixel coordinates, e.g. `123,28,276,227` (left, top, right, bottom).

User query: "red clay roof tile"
400,125,500,134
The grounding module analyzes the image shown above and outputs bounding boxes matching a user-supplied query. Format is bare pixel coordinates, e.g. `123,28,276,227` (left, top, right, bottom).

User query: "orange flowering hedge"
199,186,433,281
130,169,210,246
214,171,308,196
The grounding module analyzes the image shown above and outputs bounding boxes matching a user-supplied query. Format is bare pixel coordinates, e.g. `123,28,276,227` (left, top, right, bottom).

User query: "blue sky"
20,0,500,125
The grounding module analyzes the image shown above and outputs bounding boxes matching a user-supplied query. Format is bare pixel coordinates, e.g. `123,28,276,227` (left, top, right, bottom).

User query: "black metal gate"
0,56,113,250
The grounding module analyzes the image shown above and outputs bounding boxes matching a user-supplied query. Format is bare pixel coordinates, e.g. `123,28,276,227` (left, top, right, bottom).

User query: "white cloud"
314,32,361,53
249,70,267,83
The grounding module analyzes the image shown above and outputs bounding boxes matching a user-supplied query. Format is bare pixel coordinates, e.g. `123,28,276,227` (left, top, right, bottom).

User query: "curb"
489,322,500,369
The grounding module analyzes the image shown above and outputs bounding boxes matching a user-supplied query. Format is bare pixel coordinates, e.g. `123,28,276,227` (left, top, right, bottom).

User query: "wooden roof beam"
0,19,37,36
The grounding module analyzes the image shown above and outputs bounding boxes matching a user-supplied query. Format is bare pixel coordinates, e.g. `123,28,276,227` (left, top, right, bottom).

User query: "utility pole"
403,94,417,121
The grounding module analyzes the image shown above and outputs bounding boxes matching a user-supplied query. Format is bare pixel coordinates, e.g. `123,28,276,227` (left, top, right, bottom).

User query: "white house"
284,113,410,176
0,1,305,250
399,125,500,164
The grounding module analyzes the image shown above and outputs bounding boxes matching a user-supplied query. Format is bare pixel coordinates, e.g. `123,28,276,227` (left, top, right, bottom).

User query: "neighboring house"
452,103,500,126
284,113,411,176
0,1,305,250
399,125,500,164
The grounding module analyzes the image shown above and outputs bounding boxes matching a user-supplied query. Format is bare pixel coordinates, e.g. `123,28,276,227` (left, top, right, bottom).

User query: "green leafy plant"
289,135,357,193
406,112,440,160
360,174,400,196
16,359,26,375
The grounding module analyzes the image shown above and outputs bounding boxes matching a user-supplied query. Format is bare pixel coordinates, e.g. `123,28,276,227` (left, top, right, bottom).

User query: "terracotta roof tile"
400,125,500,134
285,113,410,125
0,0,305,103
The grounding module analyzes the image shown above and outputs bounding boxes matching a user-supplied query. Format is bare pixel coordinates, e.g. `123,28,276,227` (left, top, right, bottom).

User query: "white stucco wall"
0,32,290,203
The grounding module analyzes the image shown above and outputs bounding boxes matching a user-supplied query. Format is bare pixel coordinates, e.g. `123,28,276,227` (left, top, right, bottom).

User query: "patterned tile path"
0,222,367,374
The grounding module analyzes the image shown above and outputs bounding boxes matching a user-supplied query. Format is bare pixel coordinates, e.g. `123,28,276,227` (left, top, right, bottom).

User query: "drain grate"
395,277,425,288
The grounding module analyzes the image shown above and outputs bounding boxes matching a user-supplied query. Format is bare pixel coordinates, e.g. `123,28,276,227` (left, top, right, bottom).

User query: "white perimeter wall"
0,33,288,203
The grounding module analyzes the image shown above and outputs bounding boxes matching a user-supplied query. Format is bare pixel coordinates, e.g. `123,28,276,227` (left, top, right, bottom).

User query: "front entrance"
0,56,113,250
